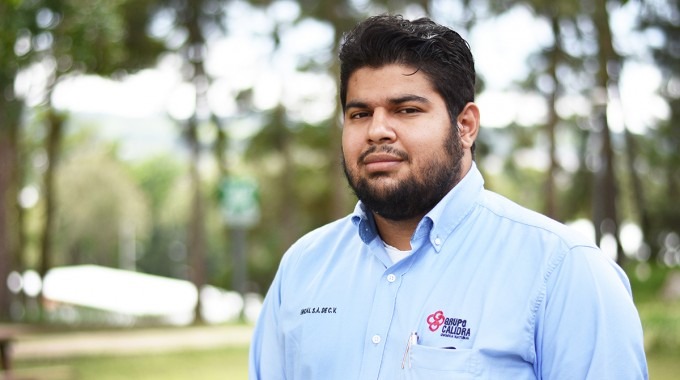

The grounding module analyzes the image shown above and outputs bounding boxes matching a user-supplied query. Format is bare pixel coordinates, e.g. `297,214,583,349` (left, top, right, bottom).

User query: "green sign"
219,177,260,227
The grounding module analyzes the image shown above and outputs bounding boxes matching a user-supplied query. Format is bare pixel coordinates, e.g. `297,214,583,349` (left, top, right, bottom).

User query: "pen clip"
401,332,418,369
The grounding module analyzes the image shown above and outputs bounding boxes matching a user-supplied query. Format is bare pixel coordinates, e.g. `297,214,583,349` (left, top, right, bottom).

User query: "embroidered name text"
300,306,337,315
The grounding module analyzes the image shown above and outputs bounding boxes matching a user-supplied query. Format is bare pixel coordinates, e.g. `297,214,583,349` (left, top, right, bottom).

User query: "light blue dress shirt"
249,163,648,379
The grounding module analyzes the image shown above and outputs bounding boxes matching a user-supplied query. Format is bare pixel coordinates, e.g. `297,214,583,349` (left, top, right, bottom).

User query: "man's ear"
456,102,480,150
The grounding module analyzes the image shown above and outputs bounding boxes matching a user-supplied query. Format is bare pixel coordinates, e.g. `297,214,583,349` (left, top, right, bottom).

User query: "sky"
40,0,667,162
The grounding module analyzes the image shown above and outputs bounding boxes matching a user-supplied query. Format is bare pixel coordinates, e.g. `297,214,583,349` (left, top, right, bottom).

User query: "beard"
342,126,465,221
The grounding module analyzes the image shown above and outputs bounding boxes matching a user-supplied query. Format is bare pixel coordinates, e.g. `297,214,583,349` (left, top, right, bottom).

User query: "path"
9,324,253,360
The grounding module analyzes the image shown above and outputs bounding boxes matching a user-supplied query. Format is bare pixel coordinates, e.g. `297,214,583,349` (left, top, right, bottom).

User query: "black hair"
339,15,476,125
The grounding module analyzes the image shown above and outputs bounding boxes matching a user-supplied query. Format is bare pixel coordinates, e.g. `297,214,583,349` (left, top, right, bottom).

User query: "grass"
648,351,680,380
15,346,249,380
643,302,680,380
629,263,680,354
628,264,680,379
15,344,680,380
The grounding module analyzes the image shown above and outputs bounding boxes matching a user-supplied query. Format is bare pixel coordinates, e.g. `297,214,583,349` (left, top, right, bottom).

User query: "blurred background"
0,0,678,379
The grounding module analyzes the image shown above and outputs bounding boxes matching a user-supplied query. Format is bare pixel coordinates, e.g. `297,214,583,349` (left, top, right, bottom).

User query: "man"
249,15,648,379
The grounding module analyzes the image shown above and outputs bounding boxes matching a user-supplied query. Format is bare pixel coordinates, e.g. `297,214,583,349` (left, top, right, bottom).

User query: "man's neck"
373,214,423,251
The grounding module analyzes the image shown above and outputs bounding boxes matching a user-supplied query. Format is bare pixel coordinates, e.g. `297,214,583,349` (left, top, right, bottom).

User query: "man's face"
342,64,465,221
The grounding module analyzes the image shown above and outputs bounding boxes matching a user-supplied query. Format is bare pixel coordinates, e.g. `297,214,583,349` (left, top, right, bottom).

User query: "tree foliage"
54,147,151,267
637,0,680,264
0,0,678,324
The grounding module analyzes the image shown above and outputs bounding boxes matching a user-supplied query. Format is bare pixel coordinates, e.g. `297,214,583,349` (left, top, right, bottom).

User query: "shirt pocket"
401,344,482,380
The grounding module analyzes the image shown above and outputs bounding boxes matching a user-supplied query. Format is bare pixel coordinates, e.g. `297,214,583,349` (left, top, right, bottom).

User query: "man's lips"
362,153,403,172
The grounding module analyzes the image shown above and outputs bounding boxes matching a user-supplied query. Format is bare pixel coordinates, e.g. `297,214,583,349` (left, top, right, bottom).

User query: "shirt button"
434,237,442,246
371,335,381,344
387,274,396,283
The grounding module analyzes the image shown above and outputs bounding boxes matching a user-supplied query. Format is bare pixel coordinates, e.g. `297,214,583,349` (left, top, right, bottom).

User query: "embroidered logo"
427,310,445,331
300,306,337,315
426,310,471,340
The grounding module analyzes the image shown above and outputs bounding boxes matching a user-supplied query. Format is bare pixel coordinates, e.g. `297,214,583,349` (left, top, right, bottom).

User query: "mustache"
358,145,409,164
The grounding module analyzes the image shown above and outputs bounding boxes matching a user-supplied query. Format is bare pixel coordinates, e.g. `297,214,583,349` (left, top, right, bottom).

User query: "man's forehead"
345,66,439,105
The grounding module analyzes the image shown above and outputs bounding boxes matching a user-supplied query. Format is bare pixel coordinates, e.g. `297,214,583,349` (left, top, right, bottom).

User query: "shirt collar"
351,202,379,244
422,161,484,252
351,162,485,251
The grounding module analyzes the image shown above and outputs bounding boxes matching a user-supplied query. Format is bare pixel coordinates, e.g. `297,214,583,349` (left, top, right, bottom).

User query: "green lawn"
16,346,249,380
648,351,680,380
15,344,680,380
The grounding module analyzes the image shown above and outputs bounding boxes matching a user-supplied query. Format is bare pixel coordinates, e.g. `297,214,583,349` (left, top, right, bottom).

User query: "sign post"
219,177,260,228
219,177,260,297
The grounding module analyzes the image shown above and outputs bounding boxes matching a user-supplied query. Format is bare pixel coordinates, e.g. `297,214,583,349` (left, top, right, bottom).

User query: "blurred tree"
53,0,168,271
248,106,298,260
487,0,582,221
1,0,169,321
245,106,336,289
293,0,364,221
6,0,674,317
144,0,235,322
591,0,625,263
0,0,43,321
243,2,335,262
542,13,564,219
130,154,186,278
638,0,680,263
484,0,634,263
54,143,150,268
22,0,131,280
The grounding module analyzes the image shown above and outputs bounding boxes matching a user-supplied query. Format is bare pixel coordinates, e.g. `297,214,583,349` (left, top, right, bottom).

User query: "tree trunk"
616,85,652,261
186,117,206,324
275,106,298,251
180,0,210,324
592,0,623,263
543,14,562,220
0,129,14,321
329,36,352,220
39,109,65,279
0,94,24,320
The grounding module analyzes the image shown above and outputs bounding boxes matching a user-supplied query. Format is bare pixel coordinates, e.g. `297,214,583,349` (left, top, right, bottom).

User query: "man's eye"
351,112,370,119
398,108,420,114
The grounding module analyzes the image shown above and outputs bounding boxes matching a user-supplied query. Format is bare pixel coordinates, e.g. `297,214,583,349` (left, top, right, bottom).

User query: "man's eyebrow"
345,95,430,110
389,94,431,105
345,100,368,110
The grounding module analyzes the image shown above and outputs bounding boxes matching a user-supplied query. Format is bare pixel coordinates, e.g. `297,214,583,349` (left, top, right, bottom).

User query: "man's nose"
367,108,396,144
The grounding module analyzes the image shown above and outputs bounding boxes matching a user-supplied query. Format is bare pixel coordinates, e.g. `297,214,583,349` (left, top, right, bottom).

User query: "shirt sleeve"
249,263,286,380
534,246,648,379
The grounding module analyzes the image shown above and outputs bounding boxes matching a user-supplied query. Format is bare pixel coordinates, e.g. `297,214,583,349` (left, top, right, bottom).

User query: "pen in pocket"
401,331,418,369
